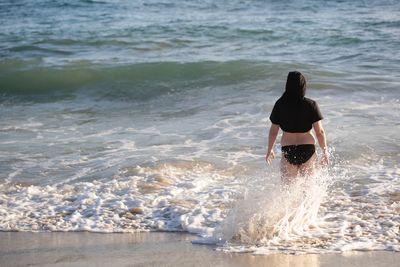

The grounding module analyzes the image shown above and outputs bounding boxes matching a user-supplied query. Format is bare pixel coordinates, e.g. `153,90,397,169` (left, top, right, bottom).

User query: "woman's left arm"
266,123,280,165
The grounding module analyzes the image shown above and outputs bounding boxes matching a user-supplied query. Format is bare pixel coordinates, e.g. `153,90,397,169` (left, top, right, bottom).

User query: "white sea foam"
0,160,242,235
2,157,399,254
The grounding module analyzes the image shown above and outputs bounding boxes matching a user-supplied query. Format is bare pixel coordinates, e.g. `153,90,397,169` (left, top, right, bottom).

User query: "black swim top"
269,97,323,133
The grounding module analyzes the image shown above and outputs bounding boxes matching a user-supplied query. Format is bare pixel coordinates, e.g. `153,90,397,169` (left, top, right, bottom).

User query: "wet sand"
0,232,398,267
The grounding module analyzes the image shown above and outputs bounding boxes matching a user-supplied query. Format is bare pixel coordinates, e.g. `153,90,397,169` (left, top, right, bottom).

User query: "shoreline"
0,232,399,267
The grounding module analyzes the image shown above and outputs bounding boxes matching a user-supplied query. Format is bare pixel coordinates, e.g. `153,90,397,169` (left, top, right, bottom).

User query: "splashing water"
208,167,334,254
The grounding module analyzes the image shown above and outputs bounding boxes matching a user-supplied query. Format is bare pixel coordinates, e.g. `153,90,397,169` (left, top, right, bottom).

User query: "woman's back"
270,97,323,133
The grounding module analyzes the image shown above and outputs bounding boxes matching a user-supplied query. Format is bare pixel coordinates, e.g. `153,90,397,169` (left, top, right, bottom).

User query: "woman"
265,71,329,181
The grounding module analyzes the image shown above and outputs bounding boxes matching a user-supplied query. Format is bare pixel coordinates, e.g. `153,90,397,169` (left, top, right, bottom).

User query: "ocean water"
1,0,399,254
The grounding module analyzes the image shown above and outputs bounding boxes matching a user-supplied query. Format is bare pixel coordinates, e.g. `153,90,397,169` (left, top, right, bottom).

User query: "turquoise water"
1,0,399,67
1,0,399,98
0,0,399,254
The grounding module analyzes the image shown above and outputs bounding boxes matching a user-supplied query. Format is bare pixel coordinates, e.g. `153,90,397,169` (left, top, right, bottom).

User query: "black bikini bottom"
281,144,315,166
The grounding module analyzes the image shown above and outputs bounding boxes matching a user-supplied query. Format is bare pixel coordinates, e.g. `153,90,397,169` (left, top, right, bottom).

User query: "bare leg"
280,156,299,184
299,153,317,176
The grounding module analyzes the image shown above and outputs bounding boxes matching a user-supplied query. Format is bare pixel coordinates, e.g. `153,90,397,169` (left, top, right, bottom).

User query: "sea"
0,0,399,254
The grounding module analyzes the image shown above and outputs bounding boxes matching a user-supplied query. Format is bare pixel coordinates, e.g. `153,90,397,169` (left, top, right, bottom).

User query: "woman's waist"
281,131,315,146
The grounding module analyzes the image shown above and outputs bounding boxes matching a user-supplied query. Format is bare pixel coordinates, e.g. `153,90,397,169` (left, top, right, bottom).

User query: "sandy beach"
0,232,398,267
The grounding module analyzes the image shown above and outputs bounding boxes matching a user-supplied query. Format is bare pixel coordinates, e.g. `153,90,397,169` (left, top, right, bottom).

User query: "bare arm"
266,123,279,165
313,120,329,165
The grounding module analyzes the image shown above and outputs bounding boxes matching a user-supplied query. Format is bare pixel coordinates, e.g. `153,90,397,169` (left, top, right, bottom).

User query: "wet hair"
282,71,306,103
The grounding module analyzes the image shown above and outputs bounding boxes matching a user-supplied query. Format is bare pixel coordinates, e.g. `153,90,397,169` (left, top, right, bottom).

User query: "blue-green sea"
0,0,399,254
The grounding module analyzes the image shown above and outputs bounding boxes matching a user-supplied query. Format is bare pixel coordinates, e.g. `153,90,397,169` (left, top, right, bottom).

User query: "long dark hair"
282,71,306,103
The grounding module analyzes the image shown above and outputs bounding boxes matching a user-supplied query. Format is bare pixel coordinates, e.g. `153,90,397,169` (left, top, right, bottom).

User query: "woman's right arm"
313,120,329,165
